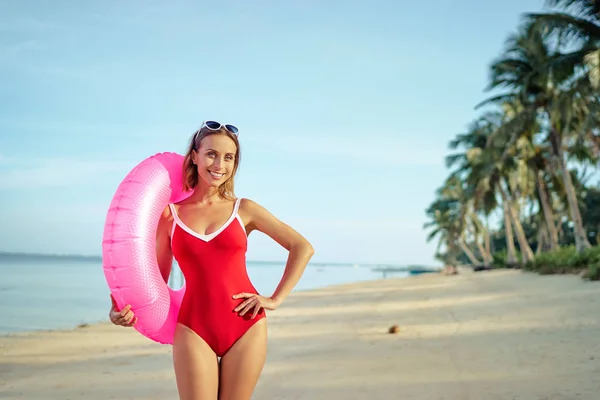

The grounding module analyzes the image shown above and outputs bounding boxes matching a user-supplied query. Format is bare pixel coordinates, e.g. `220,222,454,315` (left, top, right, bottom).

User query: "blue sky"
0,0,547,265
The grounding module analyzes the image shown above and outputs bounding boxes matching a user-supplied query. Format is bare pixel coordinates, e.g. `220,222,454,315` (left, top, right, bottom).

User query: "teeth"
209,171,224,178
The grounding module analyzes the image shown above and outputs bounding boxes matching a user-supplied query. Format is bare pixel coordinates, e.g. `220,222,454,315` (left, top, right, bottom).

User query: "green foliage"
492,249,521,268
492,250,508,268
583,262,600,281
524,245,600,278
524,246,580,274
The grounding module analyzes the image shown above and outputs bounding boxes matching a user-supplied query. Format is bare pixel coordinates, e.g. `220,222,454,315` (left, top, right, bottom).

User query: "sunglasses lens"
205,121,221,130
225,124,239,135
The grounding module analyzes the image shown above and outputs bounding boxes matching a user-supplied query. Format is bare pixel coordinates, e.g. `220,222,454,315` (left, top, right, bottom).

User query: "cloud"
0,156,135,189
250,133,448,167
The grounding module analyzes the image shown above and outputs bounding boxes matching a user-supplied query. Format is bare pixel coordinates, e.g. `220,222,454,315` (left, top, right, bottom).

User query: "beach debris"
388,324,400,334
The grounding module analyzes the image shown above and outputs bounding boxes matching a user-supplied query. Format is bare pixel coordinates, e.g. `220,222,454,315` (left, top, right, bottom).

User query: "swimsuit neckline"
169,198,241,243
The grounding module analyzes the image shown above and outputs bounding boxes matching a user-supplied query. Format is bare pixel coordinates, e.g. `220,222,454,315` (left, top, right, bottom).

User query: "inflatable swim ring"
102,152,192,344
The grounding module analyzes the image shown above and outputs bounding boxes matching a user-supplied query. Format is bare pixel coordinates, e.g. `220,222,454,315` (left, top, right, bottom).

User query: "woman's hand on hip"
232,293,279,319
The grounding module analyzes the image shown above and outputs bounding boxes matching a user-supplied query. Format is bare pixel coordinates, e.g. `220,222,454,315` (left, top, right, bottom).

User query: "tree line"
424,0,600,280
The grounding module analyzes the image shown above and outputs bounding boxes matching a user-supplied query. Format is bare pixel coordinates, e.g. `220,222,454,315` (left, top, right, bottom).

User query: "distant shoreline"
0,251,436,269
0,251,102,261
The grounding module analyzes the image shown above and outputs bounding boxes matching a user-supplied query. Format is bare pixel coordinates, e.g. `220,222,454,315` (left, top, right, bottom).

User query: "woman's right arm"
109,205,174,327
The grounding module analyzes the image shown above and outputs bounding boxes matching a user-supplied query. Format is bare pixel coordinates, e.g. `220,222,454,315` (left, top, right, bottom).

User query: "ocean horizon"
0,251,436,335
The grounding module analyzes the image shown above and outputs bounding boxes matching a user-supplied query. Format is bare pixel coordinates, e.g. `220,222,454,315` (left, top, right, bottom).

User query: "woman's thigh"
172,323,219,400
218,318,268,400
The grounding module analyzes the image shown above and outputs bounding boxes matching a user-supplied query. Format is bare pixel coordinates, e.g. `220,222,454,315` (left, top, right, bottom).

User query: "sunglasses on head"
200,120,239,135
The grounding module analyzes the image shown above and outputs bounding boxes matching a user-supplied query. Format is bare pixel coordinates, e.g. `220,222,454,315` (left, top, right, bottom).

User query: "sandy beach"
2,269,600,399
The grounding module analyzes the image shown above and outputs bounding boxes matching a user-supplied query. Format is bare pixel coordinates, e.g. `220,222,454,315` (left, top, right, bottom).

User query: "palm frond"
549,48,590,84
425,229,441,243
544,0,600,21
487,57,535,91
525,12,600,44
475,93,519,110
445,152,466,169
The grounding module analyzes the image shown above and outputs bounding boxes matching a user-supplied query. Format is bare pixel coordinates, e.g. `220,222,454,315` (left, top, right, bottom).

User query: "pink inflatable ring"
102,152,192,344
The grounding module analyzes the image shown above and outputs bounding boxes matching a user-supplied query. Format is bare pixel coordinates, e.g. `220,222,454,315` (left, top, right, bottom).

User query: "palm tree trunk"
555,217,563,243
448,241,460,267
558,154,591,251
458,241,482,265
500,181,535,263
483,224,493,264
467,221,493,265
535,228,545,255
474,235,492,265
485,216,494,254
502,200,519,266
549,125,591,252
536,169,559,250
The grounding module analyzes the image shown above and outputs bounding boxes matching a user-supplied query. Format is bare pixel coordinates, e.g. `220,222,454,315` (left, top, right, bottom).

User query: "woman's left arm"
233,198,314,318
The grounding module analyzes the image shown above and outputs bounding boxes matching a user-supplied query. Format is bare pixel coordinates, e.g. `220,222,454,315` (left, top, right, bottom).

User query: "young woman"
109,120,314,399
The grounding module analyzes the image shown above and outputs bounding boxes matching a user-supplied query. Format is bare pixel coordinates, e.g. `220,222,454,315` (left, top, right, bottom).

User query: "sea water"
0,253,410,335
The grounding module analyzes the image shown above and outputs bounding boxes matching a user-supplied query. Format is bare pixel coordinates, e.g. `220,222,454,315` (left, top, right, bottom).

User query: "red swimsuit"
168,198,265,357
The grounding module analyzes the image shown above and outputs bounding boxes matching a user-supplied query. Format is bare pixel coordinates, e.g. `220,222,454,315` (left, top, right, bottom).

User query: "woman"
108,120,314,400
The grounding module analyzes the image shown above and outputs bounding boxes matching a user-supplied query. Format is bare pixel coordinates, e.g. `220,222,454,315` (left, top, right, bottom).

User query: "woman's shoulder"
237,197,260,210
238,197,273,219
160,204,175,221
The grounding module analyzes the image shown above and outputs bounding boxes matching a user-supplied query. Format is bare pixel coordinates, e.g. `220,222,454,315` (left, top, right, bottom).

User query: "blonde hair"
183,126,241,200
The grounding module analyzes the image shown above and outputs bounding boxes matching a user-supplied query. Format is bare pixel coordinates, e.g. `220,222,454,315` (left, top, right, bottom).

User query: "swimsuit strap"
168,203,178,244
233,197,242,216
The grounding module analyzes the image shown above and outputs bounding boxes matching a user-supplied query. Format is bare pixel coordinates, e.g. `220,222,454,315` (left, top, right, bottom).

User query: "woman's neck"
190,182,222,204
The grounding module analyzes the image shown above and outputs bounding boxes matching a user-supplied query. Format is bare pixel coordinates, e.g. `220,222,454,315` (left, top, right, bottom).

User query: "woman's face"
192,134,237,188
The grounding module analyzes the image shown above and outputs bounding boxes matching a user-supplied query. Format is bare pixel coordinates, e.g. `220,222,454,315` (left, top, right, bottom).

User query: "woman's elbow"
305,241,315,257
293,239,314,258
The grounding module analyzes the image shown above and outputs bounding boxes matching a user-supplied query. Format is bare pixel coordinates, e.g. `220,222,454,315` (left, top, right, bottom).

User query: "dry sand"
2,269,600,399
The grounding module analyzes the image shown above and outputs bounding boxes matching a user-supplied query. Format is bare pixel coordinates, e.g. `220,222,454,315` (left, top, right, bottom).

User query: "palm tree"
425,1,600,270
439,175,490,266
424,198,462,267
526,144,561,250
424,178,484,267
478,24,593,252
446,113,526,266
498,103,562,251
445,118,497,266
485,141,537,265
525,0,599,88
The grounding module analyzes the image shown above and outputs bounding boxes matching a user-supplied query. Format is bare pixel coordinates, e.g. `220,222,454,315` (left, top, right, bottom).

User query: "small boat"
371,265,441,278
